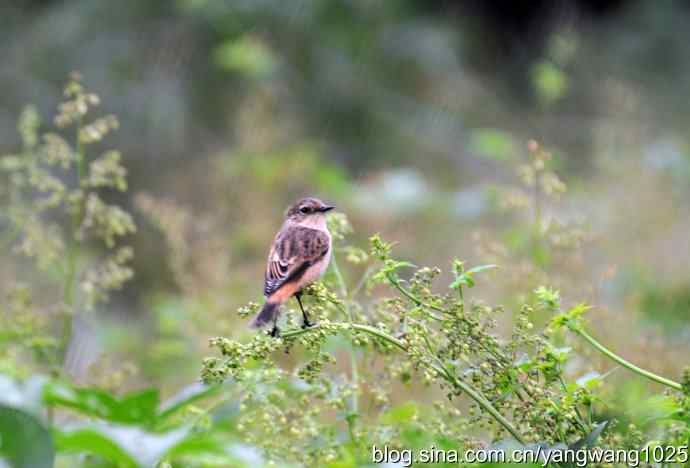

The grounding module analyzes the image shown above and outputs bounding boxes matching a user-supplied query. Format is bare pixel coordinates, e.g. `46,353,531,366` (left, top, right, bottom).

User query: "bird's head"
286,197,335,224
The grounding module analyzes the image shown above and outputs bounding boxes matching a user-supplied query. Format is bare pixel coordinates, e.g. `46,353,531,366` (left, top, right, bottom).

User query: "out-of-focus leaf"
0,405,54,468
168,438,265,467
44,383,159,426
163,433,224,459
469,129,516,161
634,395,680,424
56,428,137,467
213,36,275,77
532,61,568,104
56,424,190,468
0,375,48,415
158,383,221,422
575,371,601,389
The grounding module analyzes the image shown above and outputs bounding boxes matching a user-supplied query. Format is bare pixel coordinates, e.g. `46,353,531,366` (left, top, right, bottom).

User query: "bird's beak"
319,205,335,212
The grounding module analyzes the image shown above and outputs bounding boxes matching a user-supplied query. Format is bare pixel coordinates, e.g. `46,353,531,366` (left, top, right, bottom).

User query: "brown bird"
250,197,334,336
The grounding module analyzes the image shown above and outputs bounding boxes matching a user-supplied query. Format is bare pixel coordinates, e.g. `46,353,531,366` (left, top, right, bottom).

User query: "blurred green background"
2,0,690,465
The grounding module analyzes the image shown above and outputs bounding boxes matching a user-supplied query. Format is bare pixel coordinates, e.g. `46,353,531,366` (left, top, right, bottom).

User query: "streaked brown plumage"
250,197,334,336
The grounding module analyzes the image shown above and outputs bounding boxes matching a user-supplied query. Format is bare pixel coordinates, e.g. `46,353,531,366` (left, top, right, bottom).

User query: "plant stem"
61,118,86,365
281,323,405,350
574,327,682,391
430,360,526,444
385,272,444,321
280,322,526,443
378,270,526,441
330,253,360,438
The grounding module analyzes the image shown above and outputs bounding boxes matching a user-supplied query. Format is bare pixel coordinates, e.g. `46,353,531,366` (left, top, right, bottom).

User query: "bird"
250,197,335,337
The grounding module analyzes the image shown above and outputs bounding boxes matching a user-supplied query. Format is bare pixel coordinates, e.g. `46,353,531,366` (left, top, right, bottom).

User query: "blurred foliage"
2,0,690,466
640,283,690,329
2,73,690,466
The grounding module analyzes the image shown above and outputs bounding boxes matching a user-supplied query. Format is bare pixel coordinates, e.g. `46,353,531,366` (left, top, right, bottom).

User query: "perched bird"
250,197,335,336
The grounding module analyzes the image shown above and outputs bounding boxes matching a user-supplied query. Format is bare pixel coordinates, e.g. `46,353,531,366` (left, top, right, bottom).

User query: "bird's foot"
269,326,281,338
301,319,315,330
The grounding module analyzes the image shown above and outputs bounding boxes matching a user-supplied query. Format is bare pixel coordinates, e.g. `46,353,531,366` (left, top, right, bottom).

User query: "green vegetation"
1,77,689,467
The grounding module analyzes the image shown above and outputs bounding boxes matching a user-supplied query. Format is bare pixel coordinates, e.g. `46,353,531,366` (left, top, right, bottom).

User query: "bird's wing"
264,226,330,297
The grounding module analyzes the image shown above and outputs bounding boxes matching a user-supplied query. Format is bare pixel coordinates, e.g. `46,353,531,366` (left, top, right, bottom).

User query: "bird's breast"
302,237,331,285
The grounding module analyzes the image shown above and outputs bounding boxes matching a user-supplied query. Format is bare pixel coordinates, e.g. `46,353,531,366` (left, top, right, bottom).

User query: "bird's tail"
250,300,281,329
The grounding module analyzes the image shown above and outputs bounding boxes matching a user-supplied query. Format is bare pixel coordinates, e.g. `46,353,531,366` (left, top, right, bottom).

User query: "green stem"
557,373,589,435
281,323,405,350
61,118,86,364
430,360,526,444
330,253,360,429
573,327,682,391
281,322,525,443
385,272,444,321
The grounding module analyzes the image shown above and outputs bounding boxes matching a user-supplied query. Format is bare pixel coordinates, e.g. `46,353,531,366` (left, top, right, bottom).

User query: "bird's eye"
299,206,310,214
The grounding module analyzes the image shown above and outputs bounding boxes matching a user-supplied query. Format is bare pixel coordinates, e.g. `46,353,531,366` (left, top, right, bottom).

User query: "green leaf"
464,264,499,276
449,276,473,289
534,286,560,310
531,61,569,104
469,129,516,161
389,260,416,271
44,383,159,426
634,395,680,424
168,438,265,467
158,383,221,422
575,371,601,389
56,427,137,467
213,36,275,77
56,424,190,468
450,264,498,290
0,405,54,468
